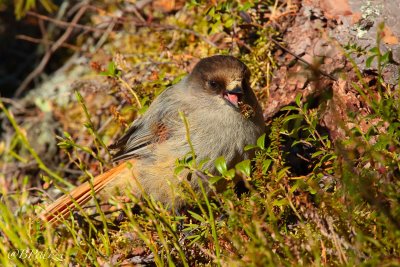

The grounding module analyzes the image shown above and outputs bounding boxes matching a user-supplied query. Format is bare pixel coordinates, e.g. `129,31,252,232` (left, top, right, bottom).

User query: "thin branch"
15,5,215,97
16,35,81,51
26,11,216,48
26,10,105,34
15,3,89,97
0,97,25,110
268,37,338,81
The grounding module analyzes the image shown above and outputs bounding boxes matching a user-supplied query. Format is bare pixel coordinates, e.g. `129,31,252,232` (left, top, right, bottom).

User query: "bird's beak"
223,81,243,108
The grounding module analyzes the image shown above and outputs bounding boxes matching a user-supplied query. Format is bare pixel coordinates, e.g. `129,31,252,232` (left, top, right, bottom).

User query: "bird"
42,55,265,224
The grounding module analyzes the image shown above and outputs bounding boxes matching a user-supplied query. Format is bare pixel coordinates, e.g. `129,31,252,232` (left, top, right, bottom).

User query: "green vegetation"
0,1,399,266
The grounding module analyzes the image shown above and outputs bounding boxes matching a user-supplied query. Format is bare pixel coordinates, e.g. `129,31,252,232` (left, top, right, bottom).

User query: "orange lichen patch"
350,12,362,25
382,26,399,45
320,0,352,20
152,122,170,143
153,0,185,13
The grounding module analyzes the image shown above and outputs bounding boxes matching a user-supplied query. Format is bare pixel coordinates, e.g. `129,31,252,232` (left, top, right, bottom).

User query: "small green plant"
13,0,57,19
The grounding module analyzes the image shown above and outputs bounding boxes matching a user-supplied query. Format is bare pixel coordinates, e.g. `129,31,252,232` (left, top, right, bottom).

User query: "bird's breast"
186,104,261,172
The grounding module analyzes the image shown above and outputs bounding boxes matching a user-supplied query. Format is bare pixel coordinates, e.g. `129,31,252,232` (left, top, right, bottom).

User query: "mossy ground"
0,1,399,266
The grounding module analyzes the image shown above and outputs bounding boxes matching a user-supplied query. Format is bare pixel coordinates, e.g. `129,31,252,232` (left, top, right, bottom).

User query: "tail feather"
41,162,131,225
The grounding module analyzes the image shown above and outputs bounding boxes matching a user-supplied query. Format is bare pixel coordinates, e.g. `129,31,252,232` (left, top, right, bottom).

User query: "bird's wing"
109,86,182,161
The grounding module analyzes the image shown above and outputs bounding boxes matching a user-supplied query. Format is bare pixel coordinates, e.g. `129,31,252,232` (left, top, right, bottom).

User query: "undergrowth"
0,1,399,266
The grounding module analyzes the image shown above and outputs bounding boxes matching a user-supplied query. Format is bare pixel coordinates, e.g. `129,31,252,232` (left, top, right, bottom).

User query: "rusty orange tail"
41,162,131,225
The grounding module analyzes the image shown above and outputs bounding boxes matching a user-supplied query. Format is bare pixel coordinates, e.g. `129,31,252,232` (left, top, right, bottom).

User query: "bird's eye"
209,80,218,88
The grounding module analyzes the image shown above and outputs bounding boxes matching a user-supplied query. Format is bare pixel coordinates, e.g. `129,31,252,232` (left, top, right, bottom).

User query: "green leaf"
369,47,379,54
311,150,325,158
188,211,206,223
262,159,272,174
240,2,253,11
235,159,251,177
198,158,210,169
207,6,215,16
63,131,72,139
57,141,72,149
225,169,235,179
186,234,201,241
273,198,289,207
224,18,234,28
381,51,390,64
320,153,337,164
257,133,266,149
214,156,227,175
108,62,116,74
209,176,223,185
40,0,58,13
83,122,93,129
366,55,375,68
174,166,186,175
290,180,302,193
75,90,83,101
281,106,299,111
244,144,258,151
100,61,121,77
282,114,303,124
187,235,201,246
276,167,290,181
295,93,302,107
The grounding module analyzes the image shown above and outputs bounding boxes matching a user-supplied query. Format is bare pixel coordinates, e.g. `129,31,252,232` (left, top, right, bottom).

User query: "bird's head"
188,55,259,118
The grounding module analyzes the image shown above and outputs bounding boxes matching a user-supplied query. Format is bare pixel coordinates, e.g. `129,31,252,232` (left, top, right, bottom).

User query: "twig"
25,10,105,34
15,4,215,97
15,3,89,97
0,97,25,110
241,21,337,81
126,1,146,22
16,35,81,51
25,11,216,50
134,0,153,10
268,37,338,81
94,21,116,51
